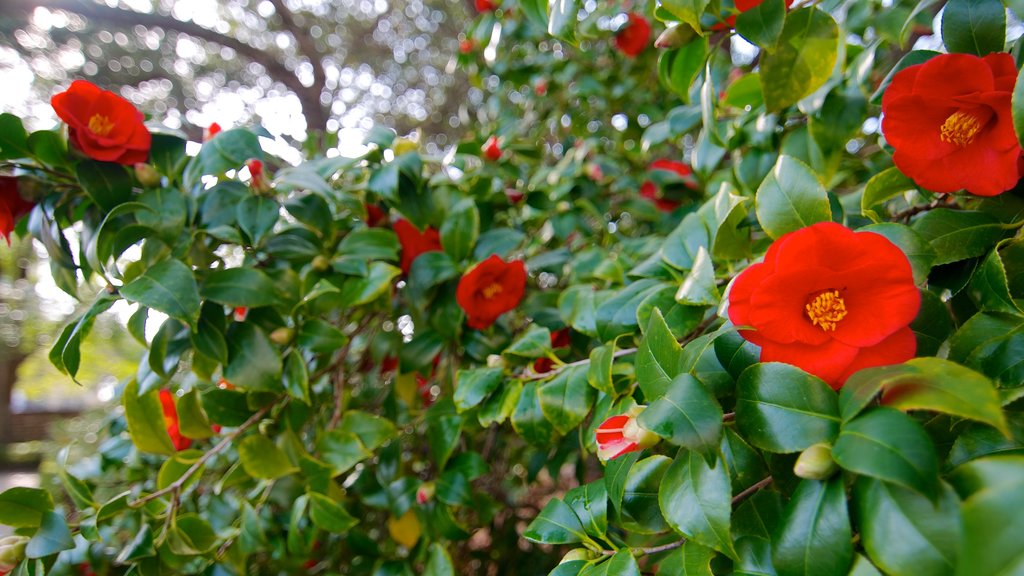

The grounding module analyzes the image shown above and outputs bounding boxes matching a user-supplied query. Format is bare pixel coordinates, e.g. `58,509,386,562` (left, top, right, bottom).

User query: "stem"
329,314,377,429
129,399,280,508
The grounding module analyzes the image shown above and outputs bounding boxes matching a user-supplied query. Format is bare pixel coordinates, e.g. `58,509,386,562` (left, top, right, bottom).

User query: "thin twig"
129,399,280,508
329,315,377,429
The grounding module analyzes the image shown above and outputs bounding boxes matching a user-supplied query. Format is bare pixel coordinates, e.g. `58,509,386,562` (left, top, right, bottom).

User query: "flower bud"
204,122,223,141
246,158,271,193
0,535,30,568
560,548,597,563
585,163,604,181
233,306,249,322
416,482,435,505
134,163,161,188
596,405,659,461
534,79,548,96
393,136,418,156
312,255,332,271
269,327,294,345
482,136,502,161
556,200,571,213
504,188,524,204
486,354,505,368
655,24,697,49
459,39,474,54
794,443,838,480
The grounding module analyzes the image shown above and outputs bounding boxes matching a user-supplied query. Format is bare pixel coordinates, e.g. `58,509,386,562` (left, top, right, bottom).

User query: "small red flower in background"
459,39,475,54
596,407,659,461
728,222,920,389
158,390,192,451
233,306,248,322
366,204,387,227
534,328,572,374
475,0,496,11
640,159,696,212
881,52,1022,197
51,80,151,165
505,188,524,204
394,218,443,274
0,177,34,245
614,13,651,58
534,79,548,96
217,378,235,390
456,254,527,330
483,136,502,161
204,122,222,141
246,158,270,192
713,0,795,29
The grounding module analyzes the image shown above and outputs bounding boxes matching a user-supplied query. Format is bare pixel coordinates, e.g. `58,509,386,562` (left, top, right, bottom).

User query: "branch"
128,398,280,508
8,0,323,132
267,0,328,131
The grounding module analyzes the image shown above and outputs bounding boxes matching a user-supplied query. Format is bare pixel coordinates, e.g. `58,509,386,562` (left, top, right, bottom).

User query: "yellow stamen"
805,290,847,332
88,114,115,137
482,282,503,299
940,111,982,147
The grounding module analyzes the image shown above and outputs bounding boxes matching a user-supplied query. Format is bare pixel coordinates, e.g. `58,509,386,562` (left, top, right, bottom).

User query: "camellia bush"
3,0,1024,574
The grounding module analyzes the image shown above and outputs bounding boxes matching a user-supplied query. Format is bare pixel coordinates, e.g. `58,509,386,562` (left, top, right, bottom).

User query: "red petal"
759,338,859,389
836,327,917,388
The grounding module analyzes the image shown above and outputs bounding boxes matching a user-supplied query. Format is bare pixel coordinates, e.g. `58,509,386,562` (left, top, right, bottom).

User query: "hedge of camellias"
3,0,1024,574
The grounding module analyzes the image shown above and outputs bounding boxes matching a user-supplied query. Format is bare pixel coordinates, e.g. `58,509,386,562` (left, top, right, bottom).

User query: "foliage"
2,0,1024,575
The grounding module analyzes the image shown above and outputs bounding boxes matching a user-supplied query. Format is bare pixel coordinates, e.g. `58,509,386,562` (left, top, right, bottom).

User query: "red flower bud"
505,188,524,204
456,254,527,330
596,407,659,461
217,378,235,390
246,158,269,192
460,39,475,54
204,122,222,141
366,204,387,227
614,13,651,58
158,389,192,451
482,136,502,161
535,79,548,96
475,0,496,11
640,159,696,212
416,482,436,505
51,80,151,165
728,222,920,389
0,177,34,245
233,306,248,322
394,218,443,274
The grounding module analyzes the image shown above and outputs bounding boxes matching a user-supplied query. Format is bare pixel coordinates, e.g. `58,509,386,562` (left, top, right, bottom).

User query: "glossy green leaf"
911,209,1006,266
0,112,30,159
736,363,840,453
297,318,347,353
771,478,852,576
1013,61,1024,149
119,259,201,330
504,325,552,358
538,365,595,435
755,155,831,239
969,248,1022,314
24,511,74,559
604,451,641,517
340,261,401,306
167,513,218,555
949,456,1024,576
587,344,616,396
760,8,839,111
308,492,359,532
655,541,715,576
596,279,664,341
440,198,479,263
454,367,504,412
832,408,940,498
318,430,373,476
860,167,917,222
176,388,214,440
76,160,132,210
941,0,1006,56
183,128,262,187
522,497,588,545
224,323,283,391
662,212,710,271
659,450,735,558
425,542,456,576
548,0,578,41
735,0,786,49
636,307,683,399
157,449,203,490
427,405,462,469
622,455,671,534
238,435,297,479
0,487,53,528
122,379,176,456
564,481,608,539
48,293,117,383
579,550,640,576
638,373,722,461
339,410,397,451
201,268,282,307
675,246,720,306
283,349,310,404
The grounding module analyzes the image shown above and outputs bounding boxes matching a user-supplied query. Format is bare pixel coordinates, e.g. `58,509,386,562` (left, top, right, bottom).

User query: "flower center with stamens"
805,290,847,332
940,111,982,147
482,282,503,299
88,114,115,137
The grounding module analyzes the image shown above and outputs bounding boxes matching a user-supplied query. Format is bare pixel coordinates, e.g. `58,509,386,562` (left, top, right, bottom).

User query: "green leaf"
115,523,156,564
638,374,723,461
659,450,736,559
238,435,297,479
427,406,462,470
0,113,31,159
636,307,683,399
136,187,187,242
911,209,1006,266
176,388,214,440
201,268,283,308
201,387,254,427
839,357,1008,436
297,319,347,353
513,381,558,445
832,408,940,499
225,323,283,391
969,248,1022,314
0,487,54,528
621,455,671,534
675,246,720,306
580,550,641,576
183,128,262,187
317,430,373,476
950,456,1024,576
662,212,710,271
425,543,456,576
55,447,94,511
24,511,74,559
860,167,917,222
548,0,579,42
755,155,832,239
659,0,710,34
596,279,665,341
122,379,176,456
538,365,595,435
340,262,401,306
659,38,709,103
339,410,397,451
120,259,201,330
48,293,117,382
605,451,641,517
237,195,280,246
772,478,853,576
736,363,840,453
587,344,616,396
440,198,480,263
283,350,310,404
28,129,68,168
308,492,359,532
564,481,608,539
157,449,203,490
76,160,132,211
735,0,786,49
655,542,716,576
760,8,839,111
853,478,960,576
860,223,937,285
149,133,187,181
455,367,504,412
167,513,218,555
504,325,552,358
941,0,1006,56
523,497,588,545
337,228,400,261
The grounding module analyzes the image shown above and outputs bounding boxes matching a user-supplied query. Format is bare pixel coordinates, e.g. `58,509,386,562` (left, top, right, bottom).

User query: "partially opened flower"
615,13,651,58
204,122,222,141
394,218,443,274
158,389,192,451
640,159,696,212
881,52,1022,196
246,158,270,192
233,306,248,322
596,407,659,461
483,136,502,161
0,177,34,245
728,222,920,389
51,80,151,165
456,254,527,329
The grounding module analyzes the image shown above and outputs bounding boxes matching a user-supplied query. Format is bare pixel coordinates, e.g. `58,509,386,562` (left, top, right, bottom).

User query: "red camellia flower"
534,328,572,374
640,159,696,212
712,0,795,29
0,177,34,245
51,80,151,165
482,136,502,161
159,389,192,451
614,13,651,58
394,218,443,274
596,407,659,461
459,39,474,54
728,222,920,389
233,306,248,322
366,204,387,227
475,0,495,11
881,52,1022,197
456,254,527,330
204,122,222,141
